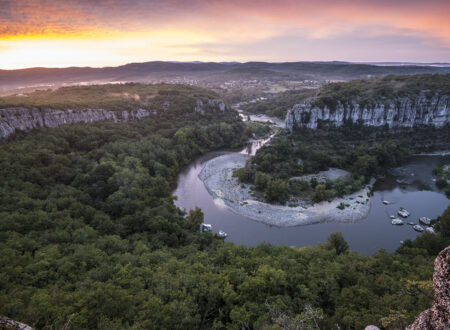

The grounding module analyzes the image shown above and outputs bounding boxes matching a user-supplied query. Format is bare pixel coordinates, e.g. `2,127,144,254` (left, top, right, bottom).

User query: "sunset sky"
1,0,449,69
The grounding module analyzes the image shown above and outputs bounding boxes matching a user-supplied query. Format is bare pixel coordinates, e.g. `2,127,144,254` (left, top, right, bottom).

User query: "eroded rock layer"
286,94,449,131
407,246,450,330
0,107,151,139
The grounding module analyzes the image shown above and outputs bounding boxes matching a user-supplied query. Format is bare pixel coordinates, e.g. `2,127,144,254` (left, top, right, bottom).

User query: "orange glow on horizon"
1,0,449,69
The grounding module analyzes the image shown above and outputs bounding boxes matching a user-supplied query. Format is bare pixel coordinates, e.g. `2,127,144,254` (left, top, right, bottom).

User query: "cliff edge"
0,316,33,330
407,246,450,330
286,94,449,131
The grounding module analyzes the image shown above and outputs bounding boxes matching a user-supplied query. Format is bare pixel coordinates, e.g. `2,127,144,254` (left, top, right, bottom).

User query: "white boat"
398,209,410,218
408,222,415,226
383,200,390,205
391,218,404,225
390,215,396,219
413,225,424,232
200,223,212,232
218,230,228,238
425,227,435,234
419,217,431,225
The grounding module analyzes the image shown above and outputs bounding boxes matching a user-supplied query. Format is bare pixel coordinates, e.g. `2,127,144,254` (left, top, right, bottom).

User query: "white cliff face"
195,99,227,114
0,98,226,139
0,107,151,139
285,94,449,131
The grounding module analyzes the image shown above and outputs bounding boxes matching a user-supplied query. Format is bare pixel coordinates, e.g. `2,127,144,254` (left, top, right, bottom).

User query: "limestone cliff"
0,107,151,139
0,316,33,330
0,98,226,139
407,246,450,330
285,94,449,131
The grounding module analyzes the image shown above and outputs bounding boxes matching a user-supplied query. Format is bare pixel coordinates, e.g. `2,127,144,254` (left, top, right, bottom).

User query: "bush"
264,179,290,203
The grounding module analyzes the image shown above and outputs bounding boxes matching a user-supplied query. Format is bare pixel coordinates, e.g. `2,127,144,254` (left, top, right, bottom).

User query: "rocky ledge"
0,107,151,139
0,316,33,330
286,94,449,131
0,97,227,139
198,152,372,227
407,246,450,330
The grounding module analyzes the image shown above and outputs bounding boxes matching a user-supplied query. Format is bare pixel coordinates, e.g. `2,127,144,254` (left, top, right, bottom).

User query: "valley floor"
199,152,373,226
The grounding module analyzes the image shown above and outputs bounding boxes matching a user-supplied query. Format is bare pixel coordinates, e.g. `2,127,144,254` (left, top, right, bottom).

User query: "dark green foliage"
399,206,450,256
238,126,449,203
0,83,220,113
326,232,349,255
264,179,290,203
313,73,450,111
433,165,450,197
242,89,317,118
0,84,445,329
184,207,204,231
244,122,272,138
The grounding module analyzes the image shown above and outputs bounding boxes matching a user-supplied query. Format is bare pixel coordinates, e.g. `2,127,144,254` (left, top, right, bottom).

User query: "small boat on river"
398,208,410,218
391,218,404,225
413,225,424,232
200,223,212,232
419,217,431,225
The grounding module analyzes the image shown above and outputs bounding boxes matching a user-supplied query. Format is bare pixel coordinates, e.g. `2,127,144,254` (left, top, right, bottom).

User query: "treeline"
433,165,450,197
241,89,316,119
0,83,220,112
235,126,449,203
0,89,448,328
313,73,450,111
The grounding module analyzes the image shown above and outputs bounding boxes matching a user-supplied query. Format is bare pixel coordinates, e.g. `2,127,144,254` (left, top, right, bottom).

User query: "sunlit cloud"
0,0,449,68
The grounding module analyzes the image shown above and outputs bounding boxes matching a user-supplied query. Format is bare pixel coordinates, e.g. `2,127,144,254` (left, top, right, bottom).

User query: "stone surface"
0,107,151,139
285,94,449,131
0,316,33,330
406,246,450,330
0,97,226,139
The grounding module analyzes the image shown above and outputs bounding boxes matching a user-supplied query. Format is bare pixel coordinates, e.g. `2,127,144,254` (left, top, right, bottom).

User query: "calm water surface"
174,117,449,254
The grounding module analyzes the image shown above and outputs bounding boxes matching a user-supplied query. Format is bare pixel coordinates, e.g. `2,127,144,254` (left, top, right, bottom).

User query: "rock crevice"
286,94,449,131
0,97,227,139
407,246,450,330
0,107,151,139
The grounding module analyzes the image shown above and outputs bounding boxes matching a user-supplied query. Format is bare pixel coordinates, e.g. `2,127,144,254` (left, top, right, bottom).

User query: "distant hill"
1,61,449,94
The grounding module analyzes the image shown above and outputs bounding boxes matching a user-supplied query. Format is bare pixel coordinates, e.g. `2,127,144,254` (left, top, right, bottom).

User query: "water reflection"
239,135,274,156
174,112,449,254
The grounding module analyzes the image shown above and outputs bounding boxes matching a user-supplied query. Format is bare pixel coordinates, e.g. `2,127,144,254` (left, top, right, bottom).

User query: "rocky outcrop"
285,94,449,131
407,246,450,330
0,316,33,330
194,99,226,115
0,97,227,139
0,107,151,139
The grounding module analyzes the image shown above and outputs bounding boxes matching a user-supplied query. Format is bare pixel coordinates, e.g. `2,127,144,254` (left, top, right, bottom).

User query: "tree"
254,171,270,191
185,207,204,231
264,179,290,203
326,232,349,255
313,184,327,202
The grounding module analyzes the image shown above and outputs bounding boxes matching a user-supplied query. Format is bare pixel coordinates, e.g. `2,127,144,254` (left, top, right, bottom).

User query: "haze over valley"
1,1,449,329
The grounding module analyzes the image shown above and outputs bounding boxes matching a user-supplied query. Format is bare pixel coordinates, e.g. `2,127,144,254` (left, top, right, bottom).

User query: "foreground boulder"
406,246,450,329
0,316,33,330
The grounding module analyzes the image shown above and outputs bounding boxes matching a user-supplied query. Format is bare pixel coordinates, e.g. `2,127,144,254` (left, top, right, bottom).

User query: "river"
174,115,449,255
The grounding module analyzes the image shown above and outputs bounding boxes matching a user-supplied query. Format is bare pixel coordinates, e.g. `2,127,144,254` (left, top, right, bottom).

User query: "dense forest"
313,73,450,111
0,83,220,112
241,89,317,119
0,84,449,329
235,125,450,203
433,165,450,197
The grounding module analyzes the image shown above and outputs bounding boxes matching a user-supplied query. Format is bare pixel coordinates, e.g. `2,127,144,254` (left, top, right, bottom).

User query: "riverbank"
199,152,372,227
414,151,450,156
